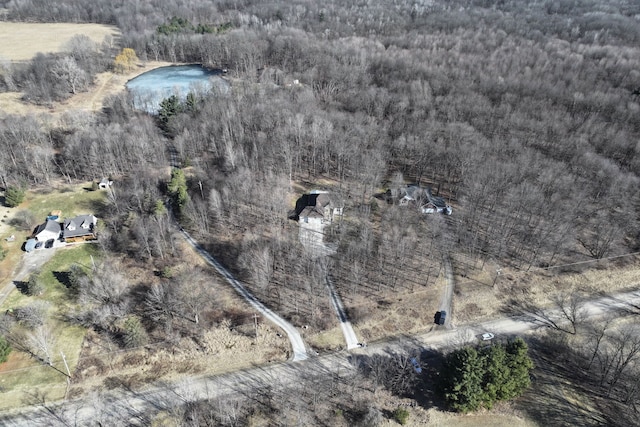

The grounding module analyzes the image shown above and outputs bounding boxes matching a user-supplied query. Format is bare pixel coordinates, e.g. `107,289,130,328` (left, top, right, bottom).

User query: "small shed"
98,178,113,189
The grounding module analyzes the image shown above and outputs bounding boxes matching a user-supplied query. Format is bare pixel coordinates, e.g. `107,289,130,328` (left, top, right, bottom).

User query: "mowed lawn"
0,184,106,410
0,22,119,61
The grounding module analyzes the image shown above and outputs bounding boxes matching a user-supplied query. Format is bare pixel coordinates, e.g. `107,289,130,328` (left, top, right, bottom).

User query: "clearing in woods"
0,22,119,61
0,22,173,116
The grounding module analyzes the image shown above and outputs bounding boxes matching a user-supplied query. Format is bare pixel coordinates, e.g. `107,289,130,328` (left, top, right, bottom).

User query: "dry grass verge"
453,255,640,325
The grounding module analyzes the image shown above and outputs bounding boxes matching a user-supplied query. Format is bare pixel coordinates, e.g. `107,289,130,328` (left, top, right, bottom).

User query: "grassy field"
0,183,106,409
0,22,119,61
23,182,107,221
0,22,171,117
0,244,98,410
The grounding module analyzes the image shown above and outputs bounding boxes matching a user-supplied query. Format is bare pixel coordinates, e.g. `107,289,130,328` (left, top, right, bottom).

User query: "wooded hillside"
1,0,640,424
2,0,638,271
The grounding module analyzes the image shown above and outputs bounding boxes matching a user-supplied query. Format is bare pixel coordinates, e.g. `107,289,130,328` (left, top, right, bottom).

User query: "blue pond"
126,65,229,113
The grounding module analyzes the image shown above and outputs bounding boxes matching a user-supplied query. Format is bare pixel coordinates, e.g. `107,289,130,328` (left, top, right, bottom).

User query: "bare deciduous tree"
51,56,88,94
27,325,55,366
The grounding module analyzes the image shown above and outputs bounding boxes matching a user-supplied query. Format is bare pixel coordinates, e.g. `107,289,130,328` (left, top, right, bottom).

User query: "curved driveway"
179,229,308,361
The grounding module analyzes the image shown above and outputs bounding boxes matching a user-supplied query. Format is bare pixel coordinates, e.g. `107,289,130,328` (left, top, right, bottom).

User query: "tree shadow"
348,340,447,411
515,335,614,426
499,297,572,333
201,240,242,277
87,197,110,219
13,280,28,294
53,271,72,289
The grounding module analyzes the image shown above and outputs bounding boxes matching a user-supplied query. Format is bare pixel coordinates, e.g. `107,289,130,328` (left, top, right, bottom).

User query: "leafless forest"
1,0,640,424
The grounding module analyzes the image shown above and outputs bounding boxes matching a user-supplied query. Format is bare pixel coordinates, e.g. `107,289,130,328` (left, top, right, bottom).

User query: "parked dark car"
34,241,43,249
45,239,55,249
435,310,447,325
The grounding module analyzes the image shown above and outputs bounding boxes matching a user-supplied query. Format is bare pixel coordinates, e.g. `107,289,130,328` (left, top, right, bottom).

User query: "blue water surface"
126,65,229,113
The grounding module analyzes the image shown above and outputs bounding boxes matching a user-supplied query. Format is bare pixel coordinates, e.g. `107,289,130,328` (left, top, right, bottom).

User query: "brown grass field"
0,22,119,61
0,22,172,117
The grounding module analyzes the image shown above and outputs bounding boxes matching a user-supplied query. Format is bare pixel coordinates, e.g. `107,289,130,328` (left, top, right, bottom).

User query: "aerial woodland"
0,0,639,424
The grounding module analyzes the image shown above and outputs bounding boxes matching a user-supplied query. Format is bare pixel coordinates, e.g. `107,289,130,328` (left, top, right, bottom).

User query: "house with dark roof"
62,215,97,242
389,185,452,215
291,191,343,225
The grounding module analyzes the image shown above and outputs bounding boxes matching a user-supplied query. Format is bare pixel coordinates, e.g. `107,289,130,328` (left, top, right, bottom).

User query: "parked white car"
481,332,495,341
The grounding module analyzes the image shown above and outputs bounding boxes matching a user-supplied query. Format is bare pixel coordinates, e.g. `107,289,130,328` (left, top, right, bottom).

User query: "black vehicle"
45,239,55,249
34,241,43,249
435,310,447,325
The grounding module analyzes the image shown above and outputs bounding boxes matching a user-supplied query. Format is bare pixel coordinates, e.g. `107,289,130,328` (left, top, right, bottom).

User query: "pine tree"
505,337,534,397
168,168,189,217
0,336,12,363
442,338,534,413
442,347,484,413
4,186,25,207
122,316,148,348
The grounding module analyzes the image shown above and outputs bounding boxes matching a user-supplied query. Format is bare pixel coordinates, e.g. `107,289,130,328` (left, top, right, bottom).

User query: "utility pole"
493,268,502,287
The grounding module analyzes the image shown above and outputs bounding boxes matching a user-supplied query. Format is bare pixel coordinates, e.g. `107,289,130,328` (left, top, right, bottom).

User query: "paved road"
179,229,308,361
2,287,640,426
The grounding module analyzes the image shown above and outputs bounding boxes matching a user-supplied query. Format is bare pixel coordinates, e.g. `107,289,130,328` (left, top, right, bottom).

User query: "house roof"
425,187,447,208
291,191,344,221
63,215,97,238
34,219,61,239
299,206,324,218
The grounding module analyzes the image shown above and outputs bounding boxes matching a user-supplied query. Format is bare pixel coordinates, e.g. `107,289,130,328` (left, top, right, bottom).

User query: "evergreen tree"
26,274,44,296
481,344,511,406
505,337,534,398
4,186,25,207
168,168,189,217
158,94,182,132
442,347,484,413
0,336,12,363
442,338,534,413
185,92,197,113
122,316,148,348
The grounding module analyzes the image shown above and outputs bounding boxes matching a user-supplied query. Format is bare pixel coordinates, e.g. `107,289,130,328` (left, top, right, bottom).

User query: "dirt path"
439,255,455,327
0,61,173,118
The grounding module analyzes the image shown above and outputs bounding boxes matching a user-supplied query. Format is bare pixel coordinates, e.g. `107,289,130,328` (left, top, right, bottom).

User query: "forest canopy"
0,0,639,425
